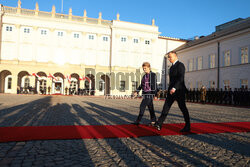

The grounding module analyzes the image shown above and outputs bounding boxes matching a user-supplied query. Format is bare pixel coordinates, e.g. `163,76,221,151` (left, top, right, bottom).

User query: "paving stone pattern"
0,94,249,166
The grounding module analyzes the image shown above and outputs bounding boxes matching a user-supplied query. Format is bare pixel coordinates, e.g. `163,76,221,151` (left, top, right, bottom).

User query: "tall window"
57,31,63,37
188,59,193,71
224,50,230,66
99,81,104,91
24,28,30,33
209,54,215,68
120,81,125,92
240,79,248,89
121,37,127,42
8,78,12,89
88,34,95,40
187,82,193,89
197,57,203,70
223,80,230,89
209,81,215,89
24,78,30,88
41,30,47,35
6,26,13,31
241,47,248,64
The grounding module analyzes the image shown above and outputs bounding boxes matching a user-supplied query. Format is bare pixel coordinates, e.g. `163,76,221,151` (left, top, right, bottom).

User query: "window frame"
88,34,95,40
223,50,231,67
6,26,13,32
145,40,150,45
240,47,248,64
24,27,31,34
119,81,126,92
73,33,80,39
121,37,127,42
102,36,109,42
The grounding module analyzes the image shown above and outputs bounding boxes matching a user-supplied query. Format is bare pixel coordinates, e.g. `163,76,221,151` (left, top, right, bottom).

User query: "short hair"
166,51,177,56
142,62,151,68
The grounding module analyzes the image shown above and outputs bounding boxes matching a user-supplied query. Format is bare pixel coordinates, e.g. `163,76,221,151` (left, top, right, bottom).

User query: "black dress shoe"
155,123,162,131
180,126,190,132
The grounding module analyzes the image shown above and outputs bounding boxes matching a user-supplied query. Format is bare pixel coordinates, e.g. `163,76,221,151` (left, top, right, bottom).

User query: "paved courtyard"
0,94,249,167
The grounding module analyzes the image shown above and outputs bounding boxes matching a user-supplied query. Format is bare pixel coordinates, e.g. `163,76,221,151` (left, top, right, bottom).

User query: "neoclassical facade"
0,1,186,95
175,18,250,90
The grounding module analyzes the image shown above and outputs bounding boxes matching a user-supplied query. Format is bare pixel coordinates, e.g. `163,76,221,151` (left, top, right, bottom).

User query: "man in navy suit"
155,51,191,132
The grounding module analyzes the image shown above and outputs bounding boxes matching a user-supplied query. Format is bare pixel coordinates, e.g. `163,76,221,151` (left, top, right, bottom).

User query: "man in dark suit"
155,51,191,132
132,62,158,126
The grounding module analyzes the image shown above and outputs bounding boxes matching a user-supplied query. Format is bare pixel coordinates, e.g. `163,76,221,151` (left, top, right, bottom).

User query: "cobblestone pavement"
0,94,249,166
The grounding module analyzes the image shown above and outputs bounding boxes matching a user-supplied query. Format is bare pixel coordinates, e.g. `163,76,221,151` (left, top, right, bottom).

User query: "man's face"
143,66,150,74
167,53,177,64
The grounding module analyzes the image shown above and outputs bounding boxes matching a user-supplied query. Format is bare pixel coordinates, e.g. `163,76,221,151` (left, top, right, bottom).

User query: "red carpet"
0,122,250,142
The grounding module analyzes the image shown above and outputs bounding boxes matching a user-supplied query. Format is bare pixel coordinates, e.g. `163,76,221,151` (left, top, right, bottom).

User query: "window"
133,38,139,44
145,40,150,45
85,81,90,89
132,81,138,91
188,59,193,71
74,33,80,39
6,26,13,32
103,36,108,42
24,28,30,33
120,81,125,92
241,47,248,64
209,81,215,89
99,81,104,91
57,31,64,37
240,79,248,89
223,80,230,89
89,35,95,40
121,37,126,42
41,30,47,35
7,78,12,89
24,78,30,88
197,81,202,89
188,82,193,89
197,57,203,70
209,54,215,68
224,50,230,66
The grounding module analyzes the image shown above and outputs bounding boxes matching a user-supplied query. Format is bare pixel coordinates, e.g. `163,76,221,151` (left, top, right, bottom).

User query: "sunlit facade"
0,1,186,95
175,18,250,90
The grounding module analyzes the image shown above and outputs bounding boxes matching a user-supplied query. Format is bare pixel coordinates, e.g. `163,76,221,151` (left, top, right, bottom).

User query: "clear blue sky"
1,0,249,39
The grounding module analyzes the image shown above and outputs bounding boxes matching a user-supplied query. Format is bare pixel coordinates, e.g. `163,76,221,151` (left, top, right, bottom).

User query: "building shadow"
72,103,148,166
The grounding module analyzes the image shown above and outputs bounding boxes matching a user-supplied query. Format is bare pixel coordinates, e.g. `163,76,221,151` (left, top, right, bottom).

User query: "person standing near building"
155,51,191,132
200,85,206,104
132,62,158,126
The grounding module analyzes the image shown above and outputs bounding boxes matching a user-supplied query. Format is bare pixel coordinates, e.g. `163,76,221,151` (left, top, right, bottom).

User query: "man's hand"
170,88,176,95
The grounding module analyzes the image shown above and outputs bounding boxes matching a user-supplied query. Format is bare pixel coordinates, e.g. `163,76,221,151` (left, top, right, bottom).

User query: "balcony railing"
3,6,112,26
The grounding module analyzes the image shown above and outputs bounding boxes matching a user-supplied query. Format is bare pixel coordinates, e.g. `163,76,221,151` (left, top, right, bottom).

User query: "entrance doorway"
54,82,62,94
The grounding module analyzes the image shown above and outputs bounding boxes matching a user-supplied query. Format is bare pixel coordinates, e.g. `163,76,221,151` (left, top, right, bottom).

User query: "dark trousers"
136,95,156,122
158,92,190,126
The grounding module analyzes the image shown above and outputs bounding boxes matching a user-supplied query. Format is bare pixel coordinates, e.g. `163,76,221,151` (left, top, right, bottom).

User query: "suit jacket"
168,61,187,93
136,71,158,95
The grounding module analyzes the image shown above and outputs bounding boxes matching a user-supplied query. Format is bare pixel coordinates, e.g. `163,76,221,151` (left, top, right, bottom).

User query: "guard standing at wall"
200,86,207,104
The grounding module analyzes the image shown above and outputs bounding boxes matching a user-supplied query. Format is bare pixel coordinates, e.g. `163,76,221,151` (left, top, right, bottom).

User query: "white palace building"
175,18,250,90
0,0,186,95
0,0,249,95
